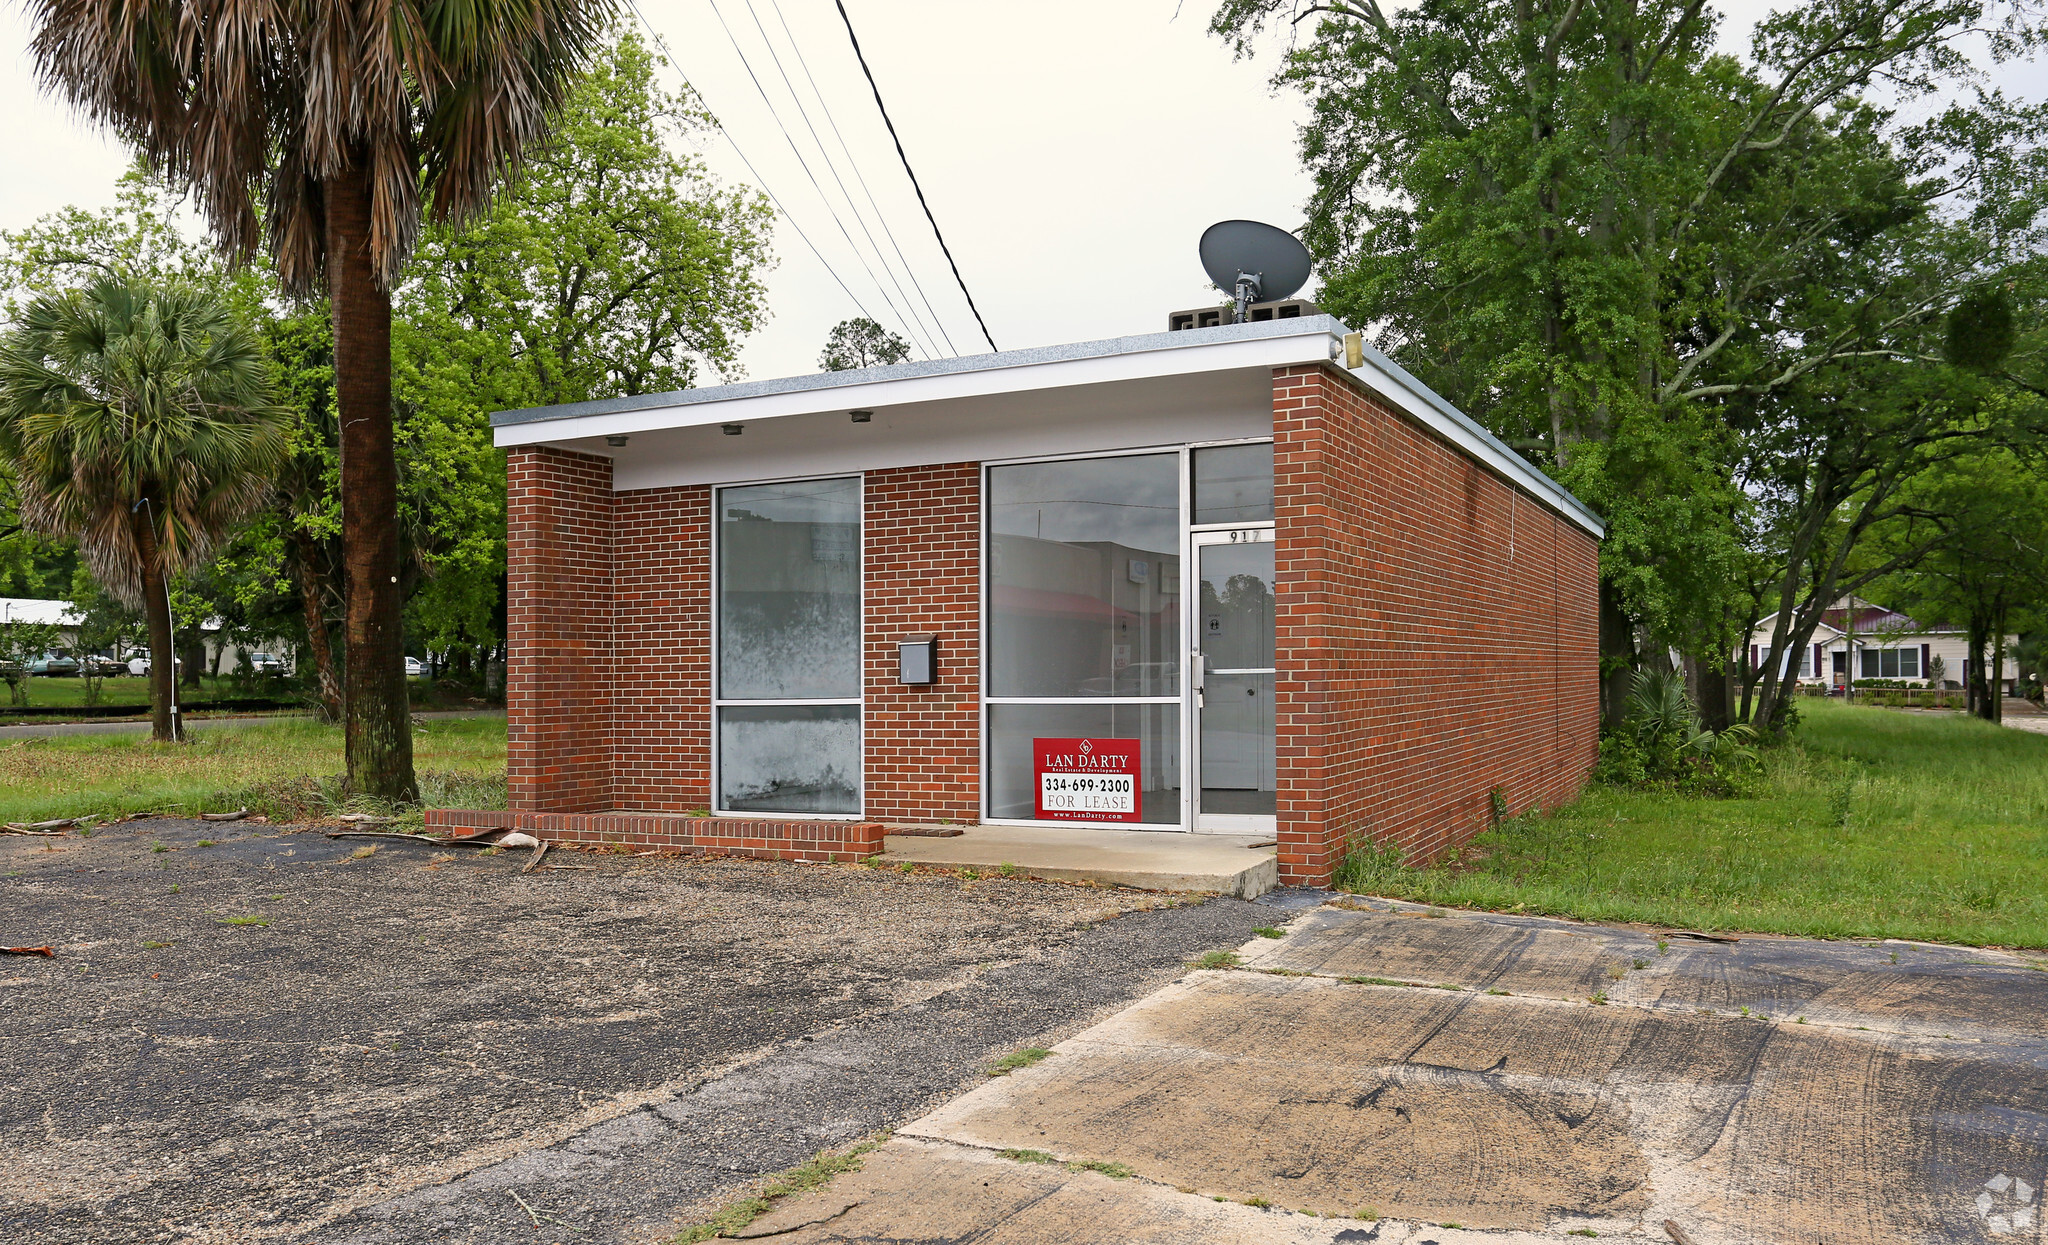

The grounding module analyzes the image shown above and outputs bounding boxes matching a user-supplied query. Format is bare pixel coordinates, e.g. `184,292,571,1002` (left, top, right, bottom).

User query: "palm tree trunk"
326,155,418,802
132,508,179,743
292,533,343,724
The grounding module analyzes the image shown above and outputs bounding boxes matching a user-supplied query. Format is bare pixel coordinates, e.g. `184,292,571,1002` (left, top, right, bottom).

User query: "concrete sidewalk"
0,707,504,740
745,900,2048,1244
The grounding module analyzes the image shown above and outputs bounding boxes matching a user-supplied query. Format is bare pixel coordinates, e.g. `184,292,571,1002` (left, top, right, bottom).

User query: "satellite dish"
1199,220,1311,320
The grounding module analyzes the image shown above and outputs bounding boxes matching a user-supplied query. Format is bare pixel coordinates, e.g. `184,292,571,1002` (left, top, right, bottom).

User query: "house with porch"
428,316,1605,894
1747,596,2018,693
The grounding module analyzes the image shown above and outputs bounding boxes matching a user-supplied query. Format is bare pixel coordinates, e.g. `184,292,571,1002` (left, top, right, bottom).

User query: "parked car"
127,655,182,677
28,652,80,677
83,654,128,677
247,651,287,676
404,656,425,678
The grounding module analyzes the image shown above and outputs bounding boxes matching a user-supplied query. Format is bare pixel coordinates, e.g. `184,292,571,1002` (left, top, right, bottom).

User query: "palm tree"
28,0,612,796
0,275,288,742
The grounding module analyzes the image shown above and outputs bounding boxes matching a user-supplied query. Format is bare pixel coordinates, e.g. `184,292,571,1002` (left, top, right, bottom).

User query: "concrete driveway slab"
752,904,2048,1244
744,1136,1573,1244
1250,902,2048,1041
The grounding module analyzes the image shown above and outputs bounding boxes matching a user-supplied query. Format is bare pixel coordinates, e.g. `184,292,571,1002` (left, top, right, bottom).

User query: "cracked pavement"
0,816,1273,1244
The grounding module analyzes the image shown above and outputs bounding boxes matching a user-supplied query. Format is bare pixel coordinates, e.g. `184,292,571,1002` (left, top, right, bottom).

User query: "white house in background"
0,595,292,674
0,597,83,633
1745,596,2018,692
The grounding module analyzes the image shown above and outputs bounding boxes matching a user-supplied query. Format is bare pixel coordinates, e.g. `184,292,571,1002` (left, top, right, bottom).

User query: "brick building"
441,317,1603,887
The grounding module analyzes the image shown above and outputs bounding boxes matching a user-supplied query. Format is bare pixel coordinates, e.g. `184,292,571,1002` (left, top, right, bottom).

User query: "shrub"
1600,668,1759,793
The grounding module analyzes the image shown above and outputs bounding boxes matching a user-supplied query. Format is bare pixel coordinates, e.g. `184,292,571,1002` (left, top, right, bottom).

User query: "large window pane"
719,705,861,813
987,704,1180,824
1192,443,1274,525
988,455,1180,697
719,479,860,699
1202,672,1275,814
1197,543,1275,671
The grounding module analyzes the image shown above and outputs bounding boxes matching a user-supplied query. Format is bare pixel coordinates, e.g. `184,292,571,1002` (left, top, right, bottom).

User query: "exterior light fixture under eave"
605,435,629,447
722,424,744,436
850,409,873,423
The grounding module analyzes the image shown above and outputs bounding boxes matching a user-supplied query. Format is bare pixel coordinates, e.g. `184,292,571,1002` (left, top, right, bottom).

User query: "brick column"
1272,366,1339,884
863,463,982,823
611,486,712,811
506,446,615,812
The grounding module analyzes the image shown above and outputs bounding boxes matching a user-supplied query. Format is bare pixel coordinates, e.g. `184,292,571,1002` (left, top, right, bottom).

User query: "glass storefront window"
719,478,862,699
716,477,861,815
1192,443,1274,525
718,705,862,813
987,703,1180,824
987,454,1181,698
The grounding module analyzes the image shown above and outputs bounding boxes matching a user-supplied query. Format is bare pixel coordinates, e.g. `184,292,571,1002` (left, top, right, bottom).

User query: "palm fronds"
0,272,289,603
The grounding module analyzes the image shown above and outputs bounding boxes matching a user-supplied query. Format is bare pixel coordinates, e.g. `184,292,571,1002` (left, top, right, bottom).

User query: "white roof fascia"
490,314,1603,537
492,326,1342,448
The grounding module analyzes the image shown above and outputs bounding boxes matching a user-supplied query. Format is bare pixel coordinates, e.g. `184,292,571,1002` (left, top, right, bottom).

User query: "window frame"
1857,646,1918,680
709,472,865,820
977,436,1276,831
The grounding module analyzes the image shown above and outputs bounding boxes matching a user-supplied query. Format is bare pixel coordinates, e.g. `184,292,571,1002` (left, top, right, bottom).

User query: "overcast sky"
1,0,2040,385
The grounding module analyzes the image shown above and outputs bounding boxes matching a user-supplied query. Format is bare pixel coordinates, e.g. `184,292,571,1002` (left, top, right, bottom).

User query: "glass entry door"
1192,530,1276,832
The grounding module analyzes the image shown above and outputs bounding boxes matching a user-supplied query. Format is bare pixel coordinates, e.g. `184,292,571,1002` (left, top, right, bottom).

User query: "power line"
831,0,999,354
763,0,960,356
622,0,896,351
700,0,936,358
732,0,943,357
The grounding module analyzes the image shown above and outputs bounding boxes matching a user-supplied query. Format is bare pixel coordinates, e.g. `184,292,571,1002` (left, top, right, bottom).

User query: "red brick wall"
425,808,885,863
862,464,982,823
610,485,713,811
506,446,616,813
1272,364,1600,885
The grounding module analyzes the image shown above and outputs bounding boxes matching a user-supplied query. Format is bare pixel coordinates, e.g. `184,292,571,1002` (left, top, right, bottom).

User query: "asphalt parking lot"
0,818,1274,1244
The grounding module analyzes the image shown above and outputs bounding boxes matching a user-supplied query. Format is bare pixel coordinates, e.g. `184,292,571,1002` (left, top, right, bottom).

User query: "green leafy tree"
820,317,911,371
0,617,60,706
393,29,773,658
0,275,288,740
1212,0,2048,730
69,567,144,707
1874,443,2048,720
30,0,615,796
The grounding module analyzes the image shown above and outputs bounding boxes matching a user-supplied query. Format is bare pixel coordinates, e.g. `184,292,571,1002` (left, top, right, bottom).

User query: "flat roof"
492,316,1603,536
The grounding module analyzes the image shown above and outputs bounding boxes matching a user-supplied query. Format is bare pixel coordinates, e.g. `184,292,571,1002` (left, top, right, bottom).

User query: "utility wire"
764,0,960,356
734,0,942,357
831,0,999,353
701,0,935,358
622,0,894,347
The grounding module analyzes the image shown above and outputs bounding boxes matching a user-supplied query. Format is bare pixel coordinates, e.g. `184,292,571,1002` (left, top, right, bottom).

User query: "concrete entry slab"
883,826,1279,898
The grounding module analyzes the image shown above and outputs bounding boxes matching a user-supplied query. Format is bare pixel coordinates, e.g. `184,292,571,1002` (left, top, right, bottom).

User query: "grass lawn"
1340,699,2048,949
0,674,293,710
0,717,507,825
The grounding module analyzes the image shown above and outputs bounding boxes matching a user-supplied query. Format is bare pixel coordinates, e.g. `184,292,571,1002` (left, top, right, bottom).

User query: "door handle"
1191,652,1205,692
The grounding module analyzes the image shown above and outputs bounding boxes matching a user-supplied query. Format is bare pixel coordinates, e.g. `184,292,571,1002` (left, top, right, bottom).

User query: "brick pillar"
1272,366,1339,884
506,446,615,812
863,463,982,823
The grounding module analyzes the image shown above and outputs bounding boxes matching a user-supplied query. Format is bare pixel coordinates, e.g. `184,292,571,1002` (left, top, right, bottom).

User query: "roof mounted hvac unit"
1167,220,1319,331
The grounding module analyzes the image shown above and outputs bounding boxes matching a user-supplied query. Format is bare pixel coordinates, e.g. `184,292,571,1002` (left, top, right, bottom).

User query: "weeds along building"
430,316,1604,889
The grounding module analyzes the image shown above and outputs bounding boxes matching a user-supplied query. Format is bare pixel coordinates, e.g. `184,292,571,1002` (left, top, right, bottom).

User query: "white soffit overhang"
491,315,1604,537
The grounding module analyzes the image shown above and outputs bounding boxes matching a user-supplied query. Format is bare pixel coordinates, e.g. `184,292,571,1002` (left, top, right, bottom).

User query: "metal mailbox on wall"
898,637,937,685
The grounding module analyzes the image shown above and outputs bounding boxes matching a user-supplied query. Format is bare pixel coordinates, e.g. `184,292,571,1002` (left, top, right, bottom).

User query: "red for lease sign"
1033,737,1141,822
